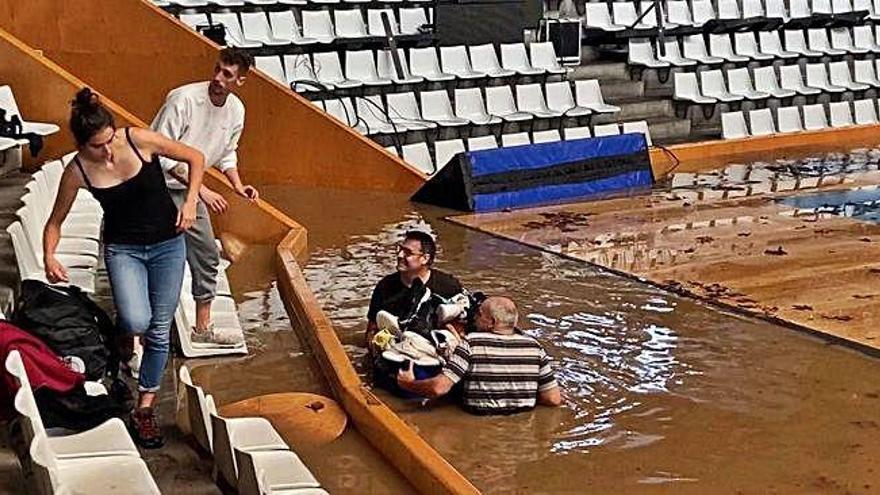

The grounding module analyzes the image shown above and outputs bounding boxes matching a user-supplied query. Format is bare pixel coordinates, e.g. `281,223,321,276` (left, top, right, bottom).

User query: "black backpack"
12,280,118,380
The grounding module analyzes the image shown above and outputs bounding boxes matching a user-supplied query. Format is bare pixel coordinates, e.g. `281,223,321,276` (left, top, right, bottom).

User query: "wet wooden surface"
450,181,880,352
220,392,347,448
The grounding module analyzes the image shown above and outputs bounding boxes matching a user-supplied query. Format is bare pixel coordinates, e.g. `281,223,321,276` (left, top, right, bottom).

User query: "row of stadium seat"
721,99,880,137
392,121,652,174
254,43,566,91
585,0,880,34
311,82,619,135
157,0,430,7
675,61,880,106
178,8,432,47
629,27,880,68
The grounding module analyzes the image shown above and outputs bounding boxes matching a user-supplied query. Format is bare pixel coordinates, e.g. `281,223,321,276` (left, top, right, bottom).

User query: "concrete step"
596,78,644,101
598,97,676,121
645,117,693,144
569,61,629,81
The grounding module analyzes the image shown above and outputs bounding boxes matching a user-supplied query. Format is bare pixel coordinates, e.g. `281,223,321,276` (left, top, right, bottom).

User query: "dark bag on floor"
34,385,127,431
12,280,118,380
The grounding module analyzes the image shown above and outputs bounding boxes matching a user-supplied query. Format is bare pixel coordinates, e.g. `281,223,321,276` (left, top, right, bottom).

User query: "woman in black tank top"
42,88,206,449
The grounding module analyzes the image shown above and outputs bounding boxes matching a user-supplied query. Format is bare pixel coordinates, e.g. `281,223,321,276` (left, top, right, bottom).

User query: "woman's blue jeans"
104,235,185,393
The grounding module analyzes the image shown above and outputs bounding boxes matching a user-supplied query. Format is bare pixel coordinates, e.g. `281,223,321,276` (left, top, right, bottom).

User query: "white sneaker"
376,311,401,336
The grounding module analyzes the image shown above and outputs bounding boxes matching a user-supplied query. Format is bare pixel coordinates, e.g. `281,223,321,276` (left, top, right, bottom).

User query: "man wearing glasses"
366,231,462,351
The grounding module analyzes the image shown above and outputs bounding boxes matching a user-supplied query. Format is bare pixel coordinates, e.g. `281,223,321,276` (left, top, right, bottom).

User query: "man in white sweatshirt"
151,47,258,344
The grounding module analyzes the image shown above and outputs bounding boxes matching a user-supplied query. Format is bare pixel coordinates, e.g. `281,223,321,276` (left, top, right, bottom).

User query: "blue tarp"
468,134,647,177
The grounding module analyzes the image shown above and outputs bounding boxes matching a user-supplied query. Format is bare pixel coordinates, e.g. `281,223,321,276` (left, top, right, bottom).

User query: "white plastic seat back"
691,0,717,24
808,28,840,53
759,31,795,57
792,0,816,16
469,44,512,76
830,27,859,51
516,84,557,116
241,12,287,45
399,8,429,34
530,42,566,73
212,13,256,47
501,132,531,147
334,10,369,38
269,11,308,43
734,32,770,59
532,130,562,143
255,56,285,84
284,54,318,86
709,34,746,61
207,394,289,488
179,365,214,452
409,47,453,80
454,88,498,124
629,38,667,66
564,126,592,140
545,81,578,113
387,92,424,121
622,121,652,146
674,72,702,100
323,98,358,126
667,1,694,25
467,135,498,151
749,109,776,136
702,70,736,99
853,99,879,124
722,111,749,139
585,3,622,30
777,106,804,133
765,0,789,18
805,63,836,89
718,0,742,19
829,101,854,127
574,79,619,112
742,0,766,17
402,142,434,174
234,448,321,495
853,25,879,49
784,30,812,53
301,11,336,41
368,9,399,36
420,90,466,124
356,96,394,134
346,50,389,85
752,66,778,92
434,139,466,171
500,43,543,74
593,123,621,137
803,104,829,130
485,86,521,115
440,45,485,78
683,34,720,62
377,49,421,83
312,52,351,85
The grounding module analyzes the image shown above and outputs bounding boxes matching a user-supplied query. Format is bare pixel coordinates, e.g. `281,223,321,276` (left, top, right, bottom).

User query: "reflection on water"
261,186,880,494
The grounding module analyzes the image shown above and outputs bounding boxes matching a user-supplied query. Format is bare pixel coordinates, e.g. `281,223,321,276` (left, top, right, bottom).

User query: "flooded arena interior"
207,149,880,494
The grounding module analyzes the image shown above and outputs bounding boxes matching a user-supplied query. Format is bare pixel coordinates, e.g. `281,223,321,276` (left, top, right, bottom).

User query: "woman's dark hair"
70,88,115,146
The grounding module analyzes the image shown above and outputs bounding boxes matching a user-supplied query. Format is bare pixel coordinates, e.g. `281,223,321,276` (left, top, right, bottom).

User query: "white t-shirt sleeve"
216,106,243,172
150,92,191,173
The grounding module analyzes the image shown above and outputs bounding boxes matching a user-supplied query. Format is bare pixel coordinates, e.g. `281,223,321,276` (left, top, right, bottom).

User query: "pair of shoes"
383,331,441,367
191,323,242,346
129,407,164,449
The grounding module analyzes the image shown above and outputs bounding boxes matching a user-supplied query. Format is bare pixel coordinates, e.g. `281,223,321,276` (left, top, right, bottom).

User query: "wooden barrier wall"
0,0,424,193
650,124,880,178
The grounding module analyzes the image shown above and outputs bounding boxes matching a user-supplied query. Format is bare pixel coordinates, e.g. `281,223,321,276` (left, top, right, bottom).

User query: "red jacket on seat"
0,321,85,419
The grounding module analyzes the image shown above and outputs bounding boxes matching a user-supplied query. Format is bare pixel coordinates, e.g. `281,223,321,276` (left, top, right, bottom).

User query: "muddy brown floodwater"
224,184,880,495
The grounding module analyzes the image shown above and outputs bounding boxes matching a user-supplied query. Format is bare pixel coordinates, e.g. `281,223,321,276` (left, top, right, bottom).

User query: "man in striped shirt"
397,296,562,415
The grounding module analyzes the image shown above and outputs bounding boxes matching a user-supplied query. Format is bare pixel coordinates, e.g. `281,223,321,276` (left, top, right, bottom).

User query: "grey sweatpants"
168,189,219,303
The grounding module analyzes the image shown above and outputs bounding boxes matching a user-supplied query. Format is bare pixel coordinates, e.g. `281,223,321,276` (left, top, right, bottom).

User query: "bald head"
476,296,519,334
